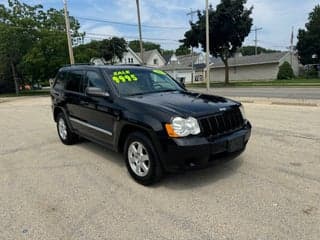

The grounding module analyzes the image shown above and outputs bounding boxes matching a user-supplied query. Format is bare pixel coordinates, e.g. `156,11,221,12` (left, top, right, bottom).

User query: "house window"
128,58,134,63
153,59,158,65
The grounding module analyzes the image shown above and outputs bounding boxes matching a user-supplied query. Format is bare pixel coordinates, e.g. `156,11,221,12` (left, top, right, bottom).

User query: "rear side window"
66,70,85,93
86,71,107,91
54,71,67,90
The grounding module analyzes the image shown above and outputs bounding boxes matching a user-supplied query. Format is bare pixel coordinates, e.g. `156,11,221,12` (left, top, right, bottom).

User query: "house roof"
127,47,143,64
210,52,288,68
161,53,201,71
162,54,172,64
165,53,215,70
175,53,201,66
136,49,166,64
161,62,192,71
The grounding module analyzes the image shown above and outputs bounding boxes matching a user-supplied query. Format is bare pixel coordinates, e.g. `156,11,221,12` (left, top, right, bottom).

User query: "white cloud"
1,0,318,51
82,23,122,40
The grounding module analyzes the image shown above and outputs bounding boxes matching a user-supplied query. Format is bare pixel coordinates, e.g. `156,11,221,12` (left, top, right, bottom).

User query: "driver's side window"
86,71,108,91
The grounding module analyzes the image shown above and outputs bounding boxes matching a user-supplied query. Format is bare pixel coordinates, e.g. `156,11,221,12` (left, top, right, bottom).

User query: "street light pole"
63,0,75,65
205,0,210,91
136,0,144,65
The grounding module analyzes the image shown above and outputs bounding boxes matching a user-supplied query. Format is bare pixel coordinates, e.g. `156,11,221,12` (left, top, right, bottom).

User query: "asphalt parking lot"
0,96,319,240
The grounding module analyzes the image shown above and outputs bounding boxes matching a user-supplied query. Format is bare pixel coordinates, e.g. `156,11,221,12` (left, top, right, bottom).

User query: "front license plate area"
228,136,244,152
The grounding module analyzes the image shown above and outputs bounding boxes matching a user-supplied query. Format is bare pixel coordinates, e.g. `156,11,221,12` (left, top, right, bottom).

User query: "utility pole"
205,0,210,91
187,9,197,84
63,0,75,65
253,27,262,55
136,0,144,65
290,26,294,65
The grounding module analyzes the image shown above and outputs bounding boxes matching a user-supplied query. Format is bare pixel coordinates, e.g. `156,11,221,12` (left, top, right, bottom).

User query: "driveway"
0,97,319,240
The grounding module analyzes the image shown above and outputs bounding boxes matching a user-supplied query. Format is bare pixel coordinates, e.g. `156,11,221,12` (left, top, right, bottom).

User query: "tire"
124,132,163,185
56,112,78,145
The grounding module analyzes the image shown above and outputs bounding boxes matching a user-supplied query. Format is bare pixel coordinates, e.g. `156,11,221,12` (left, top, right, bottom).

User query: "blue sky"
1,0,319,51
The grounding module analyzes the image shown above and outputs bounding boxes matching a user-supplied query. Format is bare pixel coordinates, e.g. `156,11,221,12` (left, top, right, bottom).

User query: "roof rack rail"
62,63,93,67
116,64,143,67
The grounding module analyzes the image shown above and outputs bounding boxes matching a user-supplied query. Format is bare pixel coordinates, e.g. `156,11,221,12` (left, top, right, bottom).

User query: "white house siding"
210,63,279,82
165,70,193,83
120,51,141,65
144,51,166,67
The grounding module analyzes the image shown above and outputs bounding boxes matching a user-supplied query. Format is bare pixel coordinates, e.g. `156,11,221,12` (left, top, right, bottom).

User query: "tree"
0,0,83,93
175,45,191,56
22,8,81,83
297,5,320,65
100,37,127,64
239,46,278,56
181,0,253,84
277,61,294,80
0,0,42,94
128,40,161,52
74,37,127,64
22,31,69,83
74,41,100,63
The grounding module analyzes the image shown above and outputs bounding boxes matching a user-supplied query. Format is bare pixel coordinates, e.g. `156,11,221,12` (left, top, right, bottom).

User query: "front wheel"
124,132,162,185
56,113,78,145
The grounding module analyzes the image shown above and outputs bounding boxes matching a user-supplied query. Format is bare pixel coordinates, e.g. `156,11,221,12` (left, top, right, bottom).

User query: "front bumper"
159,121,252,172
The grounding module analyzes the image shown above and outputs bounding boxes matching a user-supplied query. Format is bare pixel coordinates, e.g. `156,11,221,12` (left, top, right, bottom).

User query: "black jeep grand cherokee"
51,65,251,185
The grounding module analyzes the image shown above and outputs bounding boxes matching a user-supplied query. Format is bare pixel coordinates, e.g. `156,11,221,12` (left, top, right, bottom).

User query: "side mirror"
86,87,110,97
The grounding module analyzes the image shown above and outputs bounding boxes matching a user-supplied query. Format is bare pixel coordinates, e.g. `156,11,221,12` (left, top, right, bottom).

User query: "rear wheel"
124,132,162,185
56,113,78,145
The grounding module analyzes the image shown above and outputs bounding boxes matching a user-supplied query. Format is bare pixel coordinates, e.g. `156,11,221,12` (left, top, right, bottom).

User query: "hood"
125,91,239,117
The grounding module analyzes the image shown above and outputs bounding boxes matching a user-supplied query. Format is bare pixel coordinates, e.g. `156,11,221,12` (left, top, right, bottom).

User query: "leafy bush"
277,61,295,80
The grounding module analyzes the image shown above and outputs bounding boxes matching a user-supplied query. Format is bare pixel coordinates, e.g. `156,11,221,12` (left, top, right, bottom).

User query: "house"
118,47,142,65
209,52,300,82
118,47,166,67
161,52,208,84
137,49,167,67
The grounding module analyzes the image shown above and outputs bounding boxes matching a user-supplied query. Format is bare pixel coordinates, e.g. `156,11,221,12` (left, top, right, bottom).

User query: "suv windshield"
105,68,184,96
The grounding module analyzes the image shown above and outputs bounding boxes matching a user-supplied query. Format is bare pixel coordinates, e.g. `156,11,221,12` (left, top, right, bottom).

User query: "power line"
77,16,188,30
0,24,180,43
186,9,198,23
86,32,179,42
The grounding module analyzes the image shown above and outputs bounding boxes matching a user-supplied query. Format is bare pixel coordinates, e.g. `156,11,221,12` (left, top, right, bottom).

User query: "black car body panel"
51,65,251,172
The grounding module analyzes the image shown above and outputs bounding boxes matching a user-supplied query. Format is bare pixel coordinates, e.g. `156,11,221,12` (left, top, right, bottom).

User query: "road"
190,87,320,99
0,97,319,240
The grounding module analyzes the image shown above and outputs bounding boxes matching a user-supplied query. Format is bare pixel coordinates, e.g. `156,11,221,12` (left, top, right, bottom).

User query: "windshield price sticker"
112,70,138,84
153,69,166,75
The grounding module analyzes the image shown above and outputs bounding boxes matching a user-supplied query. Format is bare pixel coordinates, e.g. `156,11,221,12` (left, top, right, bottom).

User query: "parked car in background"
32,83,42,90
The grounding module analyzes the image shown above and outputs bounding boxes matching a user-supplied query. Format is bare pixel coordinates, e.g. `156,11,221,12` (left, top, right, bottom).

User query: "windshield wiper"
127,92,146,97
156,89,178,93
127,89,183,97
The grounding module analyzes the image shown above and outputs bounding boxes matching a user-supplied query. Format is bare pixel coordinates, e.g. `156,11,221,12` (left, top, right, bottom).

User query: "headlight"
239,105,246,120
165,117,201,138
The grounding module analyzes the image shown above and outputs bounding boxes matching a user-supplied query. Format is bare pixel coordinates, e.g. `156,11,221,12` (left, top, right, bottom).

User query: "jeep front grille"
199,108,244,137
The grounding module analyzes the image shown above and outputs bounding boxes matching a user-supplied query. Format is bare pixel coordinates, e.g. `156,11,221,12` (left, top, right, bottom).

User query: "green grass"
186,78,320,88
0,89,50,98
